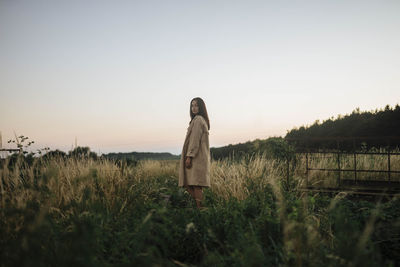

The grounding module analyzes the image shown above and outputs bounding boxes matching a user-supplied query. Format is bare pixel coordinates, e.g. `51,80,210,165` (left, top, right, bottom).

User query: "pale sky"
1,0,399,155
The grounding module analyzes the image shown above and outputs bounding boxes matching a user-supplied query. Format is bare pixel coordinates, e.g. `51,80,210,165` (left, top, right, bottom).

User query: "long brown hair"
190,97,210,130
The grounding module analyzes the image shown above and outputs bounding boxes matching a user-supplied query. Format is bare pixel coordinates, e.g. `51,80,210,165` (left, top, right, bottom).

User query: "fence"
0,149,21,152
0,148,21,158
0,132,22,157
286,137,400,189
297,150,400,188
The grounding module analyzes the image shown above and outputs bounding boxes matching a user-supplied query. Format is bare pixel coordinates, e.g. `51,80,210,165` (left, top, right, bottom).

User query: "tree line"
210,137,294,161
285,104,400,151
210,104,400,158
3,103,398,164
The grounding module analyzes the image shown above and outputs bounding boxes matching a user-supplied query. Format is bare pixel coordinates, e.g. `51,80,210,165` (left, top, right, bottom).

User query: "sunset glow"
1,0,399,155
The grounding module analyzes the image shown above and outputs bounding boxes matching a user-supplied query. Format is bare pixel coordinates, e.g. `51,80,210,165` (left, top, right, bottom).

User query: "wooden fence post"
354,152,357,184
305,152,309,188
388,150,391,183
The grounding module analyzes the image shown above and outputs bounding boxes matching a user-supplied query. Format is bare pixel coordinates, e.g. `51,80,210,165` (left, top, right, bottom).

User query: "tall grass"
0,153,399,266
293,150,400,188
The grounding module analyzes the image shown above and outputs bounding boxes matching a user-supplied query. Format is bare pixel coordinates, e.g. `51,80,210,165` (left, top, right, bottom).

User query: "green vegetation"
211,104,400,160
103,151,179,162
1,154,399,266
2,104,399,266
211,137,294,161
285,104,400,150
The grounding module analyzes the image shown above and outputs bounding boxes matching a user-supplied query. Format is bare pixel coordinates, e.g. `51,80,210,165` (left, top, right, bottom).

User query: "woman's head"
190,97,210,130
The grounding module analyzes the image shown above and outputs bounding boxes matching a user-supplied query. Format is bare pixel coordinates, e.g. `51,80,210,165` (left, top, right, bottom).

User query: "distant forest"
104,152,179,162
4,104,398,162
285,104,400,151
210,137,293,161
211,104,400,159
41,147,181,162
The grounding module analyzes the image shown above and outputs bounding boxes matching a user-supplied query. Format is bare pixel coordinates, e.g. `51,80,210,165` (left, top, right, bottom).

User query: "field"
1,154,399,266
294,150,400,188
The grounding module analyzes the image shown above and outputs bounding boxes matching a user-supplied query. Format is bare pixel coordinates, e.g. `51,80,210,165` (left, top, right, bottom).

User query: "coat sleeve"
186,117,204,158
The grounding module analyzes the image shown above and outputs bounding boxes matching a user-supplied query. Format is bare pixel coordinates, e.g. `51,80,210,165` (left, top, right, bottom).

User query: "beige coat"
178,115,210,187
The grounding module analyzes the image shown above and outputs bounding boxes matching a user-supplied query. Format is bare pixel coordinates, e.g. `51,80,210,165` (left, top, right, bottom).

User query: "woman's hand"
185,156,192,169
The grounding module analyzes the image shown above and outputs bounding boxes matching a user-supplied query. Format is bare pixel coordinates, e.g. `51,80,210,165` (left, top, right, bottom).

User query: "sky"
1,0,399,155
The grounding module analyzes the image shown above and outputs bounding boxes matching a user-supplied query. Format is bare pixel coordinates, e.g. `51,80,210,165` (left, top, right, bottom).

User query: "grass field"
1,154,399,266
294,150,400,188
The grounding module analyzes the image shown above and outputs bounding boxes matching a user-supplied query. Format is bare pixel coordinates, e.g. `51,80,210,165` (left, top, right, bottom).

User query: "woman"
178,97,210,209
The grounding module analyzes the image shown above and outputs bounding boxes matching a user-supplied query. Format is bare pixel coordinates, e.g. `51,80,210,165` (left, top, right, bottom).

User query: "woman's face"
191,100,199,115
